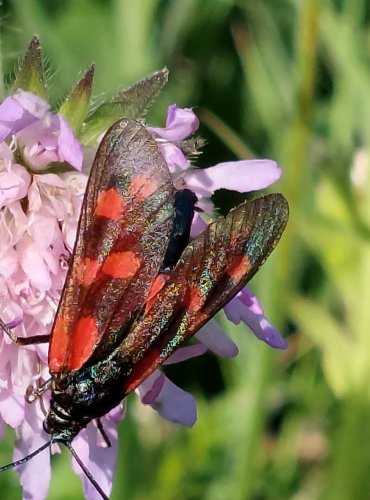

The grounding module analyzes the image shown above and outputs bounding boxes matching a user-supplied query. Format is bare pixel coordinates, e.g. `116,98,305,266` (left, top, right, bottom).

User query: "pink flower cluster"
0,92,286,499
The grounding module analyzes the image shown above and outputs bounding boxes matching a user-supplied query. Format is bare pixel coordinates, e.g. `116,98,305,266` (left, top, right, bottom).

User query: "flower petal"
13,403,51,500
164,343,207,364
0,90,49,143
57,115,84,170
196,320,239,357
158,142,189,173
224,288,287,349
148,376,197,427
72,409,123,500
136,370,165,405
184,159,281,198
190,211,208,237
0,164,31,209
149,104,199,141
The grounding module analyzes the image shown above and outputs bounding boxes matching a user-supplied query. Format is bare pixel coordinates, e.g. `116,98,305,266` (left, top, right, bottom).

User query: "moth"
0,119,288,499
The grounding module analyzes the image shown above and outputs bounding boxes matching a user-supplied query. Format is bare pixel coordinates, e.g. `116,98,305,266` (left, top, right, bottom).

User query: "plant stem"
323,394,370,500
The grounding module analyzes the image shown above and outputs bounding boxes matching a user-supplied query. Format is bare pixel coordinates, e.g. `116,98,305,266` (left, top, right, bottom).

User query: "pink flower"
148,104,199,172
0,90,94,498
17,114,83,171
0,90,49,142
0,89,83,172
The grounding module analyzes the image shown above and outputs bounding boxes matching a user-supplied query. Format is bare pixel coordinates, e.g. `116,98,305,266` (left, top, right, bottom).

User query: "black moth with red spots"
0,119,288,499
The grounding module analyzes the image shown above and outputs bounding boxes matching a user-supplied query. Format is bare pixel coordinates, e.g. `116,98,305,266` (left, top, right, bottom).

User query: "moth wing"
117,193,289,394
49,119,175,373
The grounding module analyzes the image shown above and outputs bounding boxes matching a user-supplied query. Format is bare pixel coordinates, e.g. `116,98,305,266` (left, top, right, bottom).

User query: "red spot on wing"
187,287,205,314
227,255,250,281
124,347,160,395
129,174,158,201
69,316,100,370
49,315,69,372
144,273,170,313
102,251,140,279
95,188,125,220
76,258,100,286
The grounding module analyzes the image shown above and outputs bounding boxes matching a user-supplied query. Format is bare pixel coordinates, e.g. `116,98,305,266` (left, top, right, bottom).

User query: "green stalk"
231,345,274,500
229,2,320,498
323,394,370,500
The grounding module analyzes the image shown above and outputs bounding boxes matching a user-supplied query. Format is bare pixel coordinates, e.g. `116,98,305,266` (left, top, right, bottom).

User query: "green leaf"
80,67,169,145
13,36,47,98
291,297,353,397
59,65,94,134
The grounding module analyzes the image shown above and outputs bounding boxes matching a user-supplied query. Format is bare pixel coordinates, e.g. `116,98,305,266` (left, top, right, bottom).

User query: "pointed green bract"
80,68,168,145
13,36,47,98
59,65,95,134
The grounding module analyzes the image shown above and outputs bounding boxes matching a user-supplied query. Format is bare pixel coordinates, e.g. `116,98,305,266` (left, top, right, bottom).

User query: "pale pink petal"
18,114,83,172
165,344,207,364
0,203,28,250
0,389,24,427
184,160,281,198
149,376,197,427
62,171,88,196
225,288,264,320
0,248,19,277
196,320,239,357
190,211,208,237
0,142,14,162
136,370,165,405
17,236,51,291
13,403,51,500
195,198,214,214
5,317,23,329
149,104,199,141
57,115,83,170
13,90,50,119
224,289,287,349
0,90,49,142
72,409,123,500
0,164,31,208
28,214,58,250
158,142,189,173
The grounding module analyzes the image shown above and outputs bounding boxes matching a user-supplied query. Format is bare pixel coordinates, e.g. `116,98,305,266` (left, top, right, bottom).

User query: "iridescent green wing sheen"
117,193,289,394
49,119,175,373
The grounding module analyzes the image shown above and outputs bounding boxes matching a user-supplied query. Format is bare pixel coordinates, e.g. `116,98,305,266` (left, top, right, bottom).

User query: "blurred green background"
1,0,370,499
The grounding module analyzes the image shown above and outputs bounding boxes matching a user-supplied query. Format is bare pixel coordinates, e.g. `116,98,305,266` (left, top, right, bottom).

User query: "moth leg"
0,318,50,345
96,418,112,448
26,378,52,403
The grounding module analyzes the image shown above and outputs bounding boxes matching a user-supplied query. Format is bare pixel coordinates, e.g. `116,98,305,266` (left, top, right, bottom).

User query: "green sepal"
13,36,47,98
59,65,95,134
80,67,169,146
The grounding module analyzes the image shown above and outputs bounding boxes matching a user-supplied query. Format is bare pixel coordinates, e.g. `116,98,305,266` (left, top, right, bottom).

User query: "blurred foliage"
0,0,370,499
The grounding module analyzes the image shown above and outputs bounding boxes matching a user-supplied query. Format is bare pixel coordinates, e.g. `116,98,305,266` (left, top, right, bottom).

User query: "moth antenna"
0,439,52,472
66,442,109,500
